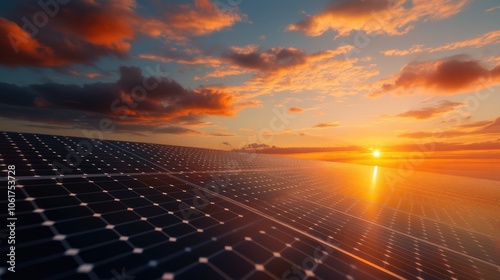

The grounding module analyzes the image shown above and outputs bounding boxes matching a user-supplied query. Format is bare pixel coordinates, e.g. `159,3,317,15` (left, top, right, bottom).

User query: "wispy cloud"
399,117,500,138
485,5,500,13
382,30,500,56
140,0,245,41
385,100,465,119
313,122,340,128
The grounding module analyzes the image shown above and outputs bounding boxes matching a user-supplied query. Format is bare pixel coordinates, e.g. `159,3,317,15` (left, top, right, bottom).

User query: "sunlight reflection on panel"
371,165,378,189
361,165,380,225
366,165,379,204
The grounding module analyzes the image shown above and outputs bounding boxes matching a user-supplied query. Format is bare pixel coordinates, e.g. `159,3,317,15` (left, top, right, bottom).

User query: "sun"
373,150,381,158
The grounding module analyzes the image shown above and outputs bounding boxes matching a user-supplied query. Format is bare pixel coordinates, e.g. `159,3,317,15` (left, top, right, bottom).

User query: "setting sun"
373,150,381,158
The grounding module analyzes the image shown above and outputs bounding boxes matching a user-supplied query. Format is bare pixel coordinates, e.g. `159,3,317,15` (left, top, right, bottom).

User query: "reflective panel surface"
0,131,499,279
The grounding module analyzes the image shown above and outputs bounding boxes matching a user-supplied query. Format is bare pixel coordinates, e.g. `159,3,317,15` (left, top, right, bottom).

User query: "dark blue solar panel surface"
0,131,499,279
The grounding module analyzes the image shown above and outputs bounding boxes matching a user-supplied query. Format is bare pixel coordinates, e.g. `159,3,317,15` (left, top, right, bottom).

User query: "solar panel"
0,131,499,279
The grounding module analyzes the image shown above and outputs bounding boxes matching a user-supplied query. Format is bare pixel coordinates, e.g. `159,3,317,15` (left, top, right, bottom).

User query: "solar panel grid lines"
160,171,407,280
0,131,499,280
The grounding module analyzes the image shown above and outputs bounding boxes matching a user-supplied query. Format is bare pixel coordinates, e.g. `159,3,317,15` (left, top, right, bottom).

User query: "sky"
0,0,499,156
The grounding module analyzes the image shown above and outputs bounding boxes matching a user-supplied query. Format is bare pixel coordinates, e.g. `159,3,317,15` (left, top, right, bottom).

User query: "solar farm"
0,131,499,279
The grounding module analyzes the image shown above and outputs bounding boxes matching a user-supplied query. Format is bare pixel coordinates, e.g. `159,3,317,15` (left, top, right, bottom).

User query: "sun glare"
373,150,380,158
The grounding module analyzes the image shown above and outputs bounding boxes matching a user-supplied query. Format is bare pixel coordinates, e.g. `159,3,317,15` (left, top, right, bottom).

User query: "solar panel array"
0,131,499,280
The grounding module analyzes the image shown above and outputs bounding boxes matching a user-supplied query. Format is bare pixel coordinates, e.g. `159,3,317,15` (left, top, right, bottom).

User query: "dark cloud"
223,47,307,72
370,56,500,97
0,66,240,135
238,143,273,150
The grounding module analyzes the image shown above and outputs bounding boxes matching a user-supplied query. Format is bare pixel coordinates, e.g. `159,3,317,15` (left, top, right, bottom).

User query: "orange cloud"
288,107,304,113
382,30,500,56
0,0,244,67
388,100,465,119
51,0,136,53
0,17,66,66
86,73,101,79
453,120,492,129
0,0,135,67
370,56,500,97
313,122,340,128
140,0,244,41
399,117,500,138
287,0,468,37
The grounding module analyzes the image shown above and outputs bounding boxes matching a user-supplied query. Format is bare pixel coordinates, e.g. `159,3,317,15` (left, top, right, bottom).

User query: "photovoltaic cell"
0,131,499,279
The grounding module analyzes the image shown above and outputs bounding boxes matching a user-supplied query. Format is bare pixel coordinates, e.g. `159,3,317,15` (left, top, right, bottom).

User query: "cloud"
234,145,364,154
0,66,246,135
453,120,492,129
398,117,500,138
233,139,500,154
222,46,308,71
140,44,376,97
50,0,136,53
86,73,101,79
369,55,500,97
238,143,273,150
0,17,66,67
382,30,500,56
214,45,377,97
0,0,244,67
388,100,465,119
209,132,235,136
287,0,468,37
288,107,304,113
0,1,136,67
389,140,500,152
143,125,202,135
313,122,340,128
136,47,221,66
140,0,245,41
485,5,500,13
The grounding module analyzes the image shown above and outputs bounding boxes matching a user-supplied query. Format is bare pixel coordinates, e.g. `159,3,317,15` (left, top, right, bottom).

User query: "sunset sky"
0,0,499,160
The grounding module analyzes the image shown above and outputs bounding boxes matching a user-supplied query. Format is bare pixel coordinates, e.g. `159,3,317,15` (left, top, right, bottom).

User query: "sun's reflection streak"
365,165,380,222
371,165,378,190
365,165,379,203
